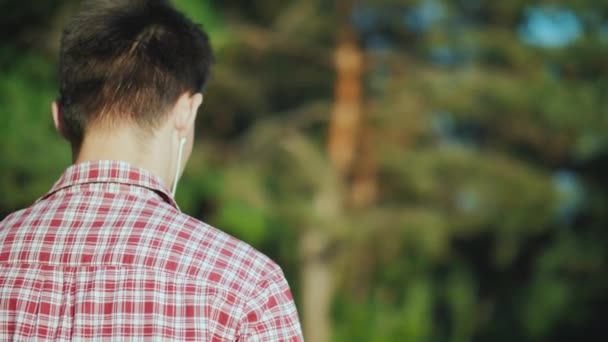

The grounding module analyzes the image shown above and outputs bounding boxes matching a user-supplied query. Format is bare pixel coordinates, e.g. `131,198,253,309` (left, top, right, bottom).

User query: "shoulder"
160,205,283,291
0,208,31,231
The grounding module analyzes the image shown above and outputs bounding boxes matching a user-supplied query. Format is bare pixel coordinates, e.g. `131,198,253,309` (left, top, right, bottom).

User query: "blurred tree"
196,1,608,341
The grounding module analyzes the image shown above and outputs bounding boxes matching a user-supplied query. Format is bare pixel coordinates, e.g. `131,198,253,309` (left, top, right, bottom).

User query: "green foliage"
0,49,69,213
215,200,270,245
173,0,231,49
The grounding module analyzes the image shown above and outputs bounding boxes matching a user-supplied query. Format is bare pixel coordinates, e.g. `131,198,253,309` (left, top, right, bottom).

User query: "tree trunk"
328,29,364,178
300,1,366,340
300,229,334,342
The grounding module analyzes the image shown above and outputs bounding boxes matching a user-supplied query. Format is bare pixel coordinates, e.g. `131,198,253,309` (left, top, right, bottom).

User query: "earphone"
171,137,187,198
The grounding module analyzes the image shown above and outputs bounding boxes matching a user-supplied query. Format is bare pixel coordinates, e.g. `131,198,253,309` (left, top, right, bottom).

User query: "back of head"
58,0,213,149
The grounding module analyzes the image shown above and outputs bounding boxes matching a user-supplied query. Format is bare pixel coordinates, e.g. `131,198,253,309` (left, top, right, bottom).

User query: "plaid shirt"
0,161,303,341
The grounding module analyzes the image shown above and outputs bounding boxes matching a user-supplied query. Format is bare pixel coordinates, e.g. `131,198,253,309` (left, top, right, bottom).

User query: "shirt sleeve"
237,267,304,341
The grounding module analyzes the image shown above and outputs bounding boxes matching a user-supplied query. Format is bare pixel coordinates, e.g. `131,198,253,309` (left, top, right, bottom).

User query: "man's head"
53,0,213,189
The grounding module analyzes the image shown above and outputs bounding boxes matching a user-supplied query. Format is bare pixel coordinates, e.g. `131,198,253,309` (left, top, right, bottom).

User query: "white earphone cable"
171,137,187,198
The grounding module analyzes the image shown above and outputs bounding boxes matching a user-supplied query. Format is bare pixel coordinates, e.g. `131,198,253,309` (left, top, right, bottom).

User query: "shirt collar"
39,160,179,209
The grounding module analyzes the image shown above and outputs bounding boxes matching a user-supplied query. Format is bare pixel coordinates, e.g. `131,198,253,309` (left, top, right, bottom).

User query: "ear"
52,100,68,139
173,92,203,136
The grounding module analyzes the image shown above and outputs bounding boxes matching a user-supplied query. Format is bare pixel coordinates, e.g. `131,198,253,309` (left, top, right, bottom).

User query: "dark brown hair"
58,0,213,148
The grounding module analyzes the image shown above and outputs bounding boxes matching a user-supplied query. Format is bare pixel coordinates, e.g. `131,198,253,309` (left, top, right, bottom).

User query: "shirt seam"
0,261,247,293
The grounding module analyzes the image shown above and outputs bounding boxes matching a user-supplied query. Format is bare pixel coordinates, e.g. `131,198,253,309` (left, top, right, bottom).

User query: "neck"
75,126,174,187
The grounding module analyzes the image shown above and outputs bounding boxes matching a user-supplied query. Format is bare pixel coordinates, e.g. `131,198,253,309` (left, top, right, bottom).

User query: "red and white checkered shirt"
0,160,303,341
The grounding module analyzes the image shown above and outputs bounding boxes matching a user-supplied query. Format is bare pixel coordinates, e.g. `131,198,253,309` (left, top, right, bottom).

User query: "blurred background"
1,0,607,341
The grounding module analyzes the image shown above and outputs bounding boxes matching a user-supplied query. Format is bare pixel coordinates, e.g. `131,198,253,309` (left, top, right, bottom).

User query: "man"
0,0,303,340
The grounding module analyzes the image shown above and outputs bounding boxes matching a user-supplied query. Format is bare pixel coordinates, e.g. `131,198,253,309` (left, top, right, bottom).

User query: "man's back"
0,161,302,341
